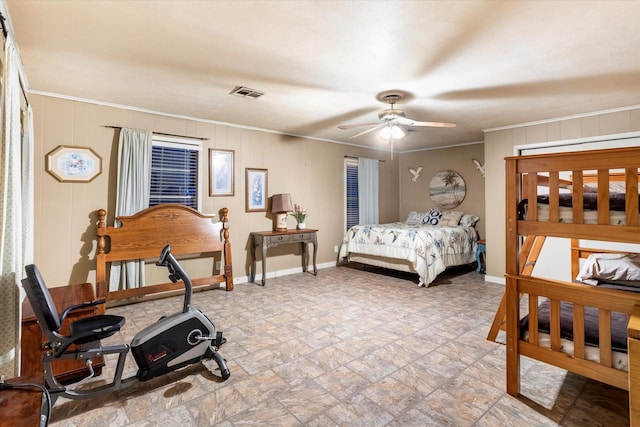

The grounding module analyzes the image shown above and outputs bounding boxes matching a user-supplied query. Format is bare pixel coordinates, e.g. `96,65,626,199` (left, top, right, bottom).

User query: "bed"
497,146,640,424
95,204,233,306
338,209,479,286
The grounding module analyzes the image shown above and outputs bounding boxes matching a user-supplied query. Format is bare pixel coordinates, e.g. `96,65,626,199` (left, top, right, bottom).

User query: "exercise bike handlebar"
157,245,192,313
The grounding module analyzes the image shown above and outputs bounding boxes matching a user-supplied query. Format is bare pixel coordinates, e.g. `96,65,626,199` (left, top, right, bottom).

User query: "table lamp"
271,193,293,231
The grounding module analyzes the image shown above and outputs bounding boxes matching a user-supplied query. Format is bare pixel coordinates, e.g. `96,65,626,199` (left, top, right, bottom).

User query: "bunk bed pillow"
438,211,464,227
576,253,640,288
459,214,479,227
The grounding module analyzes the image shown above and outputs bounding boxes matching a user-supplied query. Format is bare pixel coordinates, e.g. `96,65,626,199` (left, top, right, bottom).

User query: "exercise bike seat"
23,264,125,358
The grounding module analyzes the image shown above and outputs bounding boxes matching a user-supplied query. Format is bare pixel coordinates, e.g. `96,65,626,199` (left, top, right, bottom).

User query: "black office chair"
22,264,125,358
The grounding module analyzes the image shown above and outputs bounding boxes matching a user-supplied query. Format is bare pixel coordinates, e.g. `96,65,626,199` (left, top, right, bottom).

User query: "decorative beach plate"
429,170,466,209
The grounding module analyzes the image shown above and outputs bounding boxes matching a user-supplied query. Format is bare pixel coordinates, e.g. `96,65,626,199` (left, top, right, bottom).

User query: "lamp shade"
271,193,293,213
380,124,405,140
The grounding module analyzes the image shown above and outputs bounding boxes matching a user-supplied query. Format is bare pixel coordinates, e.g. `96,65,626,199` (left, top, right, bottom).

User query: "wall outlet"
334,245,339,253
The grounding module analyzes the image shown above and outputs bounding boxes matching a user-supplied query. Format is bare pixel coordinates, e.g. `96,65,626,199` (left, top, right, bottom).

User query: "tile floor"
49,265,630,426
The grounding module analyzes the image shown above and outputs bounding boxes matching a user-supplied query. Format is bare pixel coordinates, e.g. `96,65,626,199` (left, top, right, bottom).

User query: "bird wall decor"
472,159,485,177
409,166,423,182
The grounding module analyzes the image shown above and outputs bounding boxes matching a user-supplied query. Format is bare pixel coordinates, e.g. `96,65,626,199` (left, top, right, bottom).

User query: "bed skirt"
346,253,475,286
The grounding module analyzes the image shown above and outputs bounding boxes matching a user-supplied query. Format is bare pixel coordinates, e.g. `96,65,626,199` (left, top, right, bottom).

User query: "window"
149,136,202,209
345,158,359,231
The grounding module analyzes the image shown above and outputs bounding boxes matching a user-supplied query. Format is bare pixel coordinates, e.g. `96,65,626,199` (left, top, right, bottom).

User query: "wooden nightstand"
250,229,318,285
476,239,486,274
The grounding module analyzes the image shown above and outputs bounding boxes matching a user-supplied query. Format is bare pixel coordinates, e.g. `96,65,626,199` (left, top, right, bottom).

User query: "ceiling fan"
338,93,456,141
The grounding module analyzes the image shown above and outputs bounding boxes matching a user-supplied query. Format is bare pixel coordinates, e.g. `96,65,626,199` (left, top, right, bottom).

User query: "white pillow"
576,253,640,286
459,214,480,227
406,211,430,225
438,210,464,227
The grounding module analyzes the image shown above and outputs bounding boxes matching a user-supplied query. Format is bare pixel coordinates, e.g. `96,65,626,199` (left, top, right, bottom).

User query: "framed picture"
245,168,268,212
209,149,235,196
46,145,102,183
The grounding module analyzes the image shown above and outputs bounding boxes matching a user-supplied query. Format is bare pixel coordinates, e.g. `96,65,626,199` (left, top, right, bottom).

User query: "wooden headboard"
95,204,233,304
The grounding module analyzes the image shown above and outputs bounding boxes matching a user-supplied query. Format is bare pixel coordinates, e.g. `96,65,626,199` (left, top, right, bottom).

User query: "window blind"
346,161,359,230
149,144,198,209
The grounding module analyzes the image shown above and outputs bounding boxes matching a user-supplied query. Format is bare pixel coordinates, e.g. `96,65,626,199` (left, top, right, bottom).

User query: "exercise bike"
21,245,230,405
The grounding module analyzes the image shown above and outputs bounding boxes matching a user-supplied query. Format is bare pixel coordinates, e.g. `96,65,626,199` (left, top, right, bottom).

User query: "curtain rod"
103,125,210,141
344,155,385,162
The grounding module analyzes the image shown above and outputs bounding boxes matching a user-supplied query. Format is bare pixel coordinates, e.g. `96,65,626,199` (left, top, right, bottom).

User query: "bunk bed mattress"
522,193,633,225
521,300,629,371
339,222,478,286
527,333,628,371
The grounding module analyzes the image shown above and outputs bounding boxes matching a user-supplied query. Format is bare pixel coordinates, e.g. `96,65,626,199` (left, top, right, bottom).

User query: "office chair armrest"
59,299,107,324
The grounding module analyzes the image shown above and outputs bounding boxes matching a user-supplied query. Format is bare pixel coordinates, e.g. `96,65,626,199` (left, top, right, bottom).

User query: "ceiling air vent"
229,86,264,99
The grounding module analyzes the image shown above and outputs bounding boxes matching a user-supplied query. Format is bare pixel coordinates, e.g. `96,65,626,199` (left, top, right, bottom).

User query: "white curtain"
0,36,33,378
22,106,34,269
16,107,34,377
358,157,379,225
109,128,152,291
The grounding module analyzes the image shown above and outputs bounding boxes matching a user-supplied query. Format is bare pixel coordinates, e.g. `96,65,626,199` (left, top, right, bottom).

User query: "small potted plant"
290,204,309,229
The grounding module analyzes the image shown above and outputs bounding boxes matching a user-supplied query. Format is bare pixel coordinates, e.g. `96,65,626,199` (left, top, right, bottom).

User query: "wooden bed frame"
95,204,233,305
496,147,640,424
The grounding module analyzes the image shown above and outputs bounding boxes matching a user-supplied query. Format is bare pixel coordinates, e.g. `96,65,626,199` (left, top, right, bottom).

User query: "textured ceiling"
5,0,640,152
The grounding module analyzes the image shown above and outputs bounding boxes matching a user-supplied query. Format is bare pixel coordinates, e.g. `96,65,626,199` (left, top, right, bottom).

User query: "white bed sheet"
339,222,478,286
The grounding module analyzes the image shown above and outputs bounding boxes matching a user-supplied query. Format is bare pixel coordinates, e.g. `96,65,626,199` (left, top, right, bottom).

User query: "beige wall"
30,94,399,287
398,143,485,239
484,107,640,281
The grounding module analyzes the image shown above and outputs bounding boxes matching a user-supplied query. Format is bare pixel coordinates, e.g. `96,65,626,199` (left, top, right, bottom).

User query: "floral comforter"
338,222,478,286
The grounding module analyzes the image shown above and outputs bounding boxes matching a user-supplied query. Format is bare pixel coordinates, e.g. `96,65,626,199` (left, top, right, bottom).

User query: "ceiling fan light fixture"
338,90,455,141
380,124,405,140
391,125,405,139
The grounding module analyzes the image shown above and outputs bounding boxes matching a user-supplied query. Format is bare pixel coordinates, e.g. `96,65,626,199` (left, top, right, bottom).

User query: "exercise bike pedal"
215,331,227,347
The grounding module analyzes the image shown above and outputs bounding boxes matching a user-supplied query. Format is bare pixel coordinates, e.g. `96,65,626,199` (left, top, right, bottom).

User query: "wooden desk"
21,282,104,384
250,229,318,285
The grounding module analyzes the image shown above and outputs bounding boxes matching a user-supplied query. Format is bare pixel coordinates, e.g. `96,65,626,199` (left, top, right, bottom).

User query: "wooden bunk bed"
95,204,233,305
491,146,640,424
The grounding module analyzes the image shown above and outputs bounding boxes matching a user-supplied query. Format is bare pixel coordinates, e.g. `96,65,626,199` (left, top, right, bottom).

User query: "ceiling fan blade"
348,124,385,139
338,122,380,130
396,117,456,128
412,121,457,128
